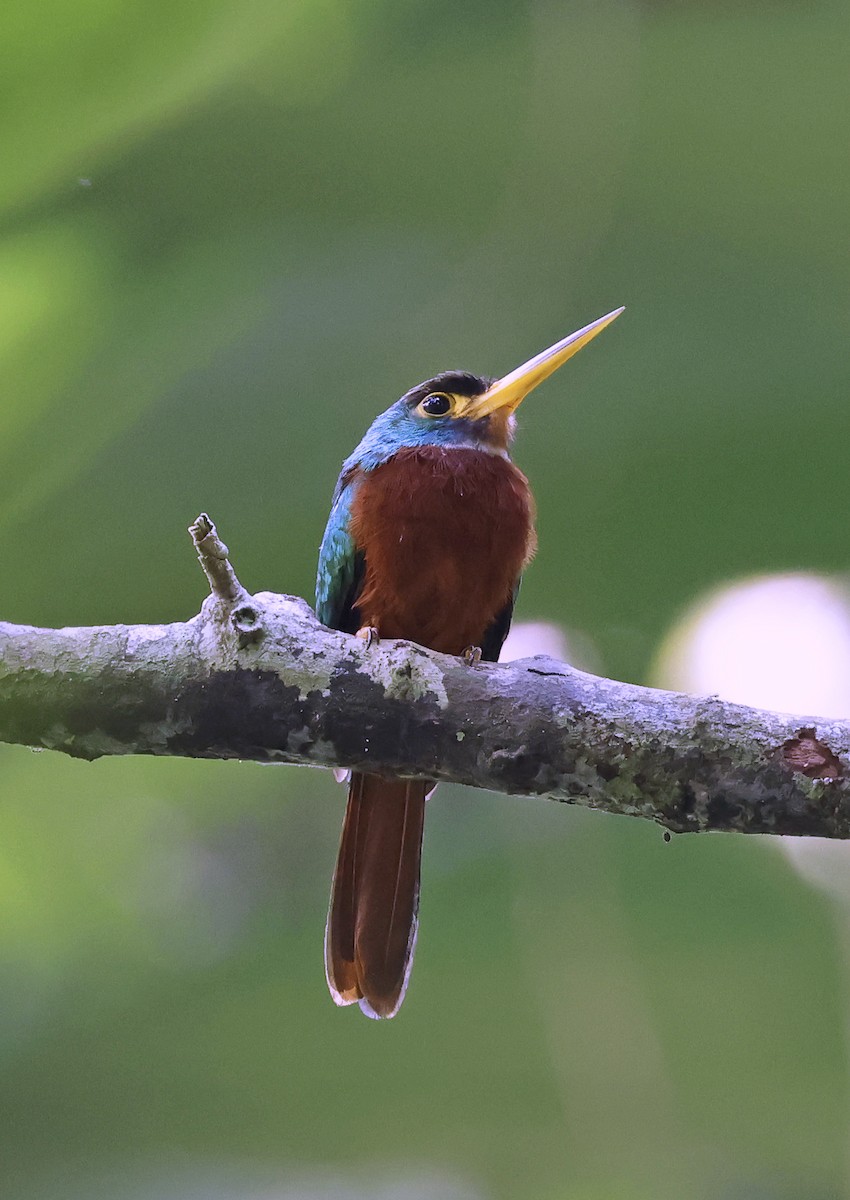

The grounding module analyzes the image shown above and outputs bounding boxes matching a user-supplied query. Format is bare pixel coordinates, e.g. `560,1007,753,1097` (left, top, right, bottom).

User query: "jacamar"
316,307,623,1018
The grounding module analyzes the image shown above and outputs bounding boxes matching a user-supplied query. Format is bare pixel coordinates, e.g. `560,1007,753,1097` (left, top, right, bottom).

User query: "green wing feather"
316,475,365,633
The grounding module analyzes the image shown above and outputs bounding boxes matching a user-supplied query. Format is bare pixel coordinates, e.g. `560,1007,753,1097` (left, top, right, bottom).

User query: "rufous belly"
349,445,535,655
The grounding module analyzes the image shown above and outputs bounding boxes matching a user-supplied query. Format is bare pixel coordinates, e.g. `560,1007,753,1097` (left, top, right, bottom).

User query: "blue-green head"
346,371,501,472
342,307,626,475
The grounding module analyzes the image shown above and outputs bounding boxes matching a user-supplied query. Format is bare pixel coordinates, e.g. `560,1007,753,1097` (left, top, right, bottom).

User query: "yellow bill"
465,306,624,418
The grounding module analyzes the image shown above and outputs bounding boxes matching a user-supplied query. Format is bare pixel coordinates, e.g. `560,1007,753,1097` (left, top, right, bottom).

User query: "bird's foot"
462,645,482,666
356,625,380,649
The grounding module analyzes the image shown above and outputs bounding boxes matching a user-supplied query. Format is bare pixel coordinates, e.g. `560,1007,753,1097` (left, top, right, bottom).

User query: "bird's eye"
420,393,452,417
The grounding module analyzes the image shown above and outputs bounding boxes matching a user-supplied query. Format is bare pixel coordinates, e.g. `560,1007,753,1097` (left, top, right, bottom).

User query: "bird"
315,307,624,1019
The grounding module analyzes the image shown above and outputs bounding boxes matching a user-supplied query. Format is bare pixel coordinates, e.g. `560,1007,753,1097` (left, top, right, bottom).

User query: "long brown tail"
325,772,427,1019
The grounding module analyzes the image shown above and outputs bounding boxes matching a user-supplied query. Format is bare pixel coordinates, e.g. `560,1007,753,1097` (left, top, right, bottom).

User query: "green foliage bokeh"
2,1,850,1197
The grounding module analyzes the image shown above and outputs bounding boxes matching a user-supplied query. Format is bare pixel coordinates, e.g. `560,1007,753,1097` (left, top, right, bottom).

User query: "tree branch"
1,514,848,838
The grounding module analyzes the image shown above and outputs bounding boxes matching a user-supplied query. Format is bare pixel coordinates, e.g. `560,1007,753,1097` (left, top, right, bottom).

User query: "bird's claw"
356,625,380,648
462,645,482,666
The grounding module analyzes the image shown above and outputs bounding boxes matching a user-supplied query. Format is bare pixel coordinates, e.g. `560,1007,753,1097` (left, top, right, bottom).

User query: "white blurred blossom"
501,620,600,672
652,572,850,907
652,572,850,718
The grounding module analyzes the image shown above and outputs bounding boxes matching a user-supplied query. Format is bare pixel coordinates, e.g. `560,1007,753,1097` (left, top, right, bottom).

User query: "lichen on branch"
0,514,848,839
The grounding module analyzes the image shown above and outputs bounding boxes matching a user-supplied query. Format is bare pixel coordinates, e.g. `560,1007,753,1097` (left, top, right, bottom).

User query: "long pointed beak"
464,306,624,418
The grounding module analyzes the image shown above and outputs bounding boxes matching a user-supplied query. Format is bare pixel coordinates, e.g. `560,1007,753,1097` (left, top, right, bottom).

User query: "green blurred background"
3,0,850,1197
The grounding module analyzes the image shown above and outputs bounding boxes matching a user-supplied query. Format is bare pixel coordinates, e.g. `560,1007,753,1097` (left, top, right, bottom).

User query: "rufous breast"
349,445,535,655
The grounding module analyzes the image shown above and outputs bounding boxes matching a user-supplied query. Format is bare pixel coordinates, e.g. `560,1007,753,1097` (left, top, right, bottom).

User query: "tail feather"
324,772,369,1006
325,772,427,1019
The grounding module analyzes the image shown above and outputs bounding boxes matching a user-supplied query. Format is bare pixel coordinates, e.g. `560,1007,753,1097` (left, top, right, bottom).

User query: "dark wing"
479,578,521,663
